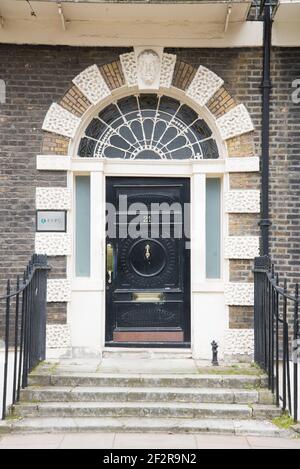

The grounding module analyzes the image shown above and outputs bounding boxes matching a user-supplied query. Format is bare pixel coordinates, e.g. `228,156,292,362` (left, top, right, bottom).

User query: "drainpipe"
259,2,272,256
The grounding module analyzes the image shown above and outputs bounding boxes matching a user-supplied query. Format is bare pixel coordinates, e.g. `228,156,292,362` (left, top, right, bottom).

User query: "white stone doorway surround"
35,47,260,360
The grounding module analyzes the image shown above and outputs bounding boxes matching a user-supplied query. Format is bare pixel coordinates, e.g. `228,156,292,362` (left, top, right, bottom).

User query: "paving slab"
0,444,60,449
0,432,298,449
195,434,251,449
114,433,198,449
0,433,64,449
246,436,300,449
59,432,115,449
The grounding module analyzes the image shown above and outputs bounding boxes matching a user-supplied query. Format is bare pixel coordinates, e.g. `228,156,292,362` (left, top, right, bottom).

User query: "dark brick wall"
229,307,254,329
168,47,263,153
47,303,67,325
0,44,299,335
269,49,300,286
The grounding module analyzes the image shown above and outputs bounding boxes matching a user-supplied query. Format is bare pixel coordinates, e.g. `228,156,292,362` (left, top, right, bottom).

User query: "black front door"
105,177,190,347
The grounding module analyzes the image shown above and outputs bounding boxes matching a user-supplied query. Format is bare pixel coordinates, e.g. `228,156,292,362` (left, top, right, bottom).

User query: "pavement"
1,432,300,449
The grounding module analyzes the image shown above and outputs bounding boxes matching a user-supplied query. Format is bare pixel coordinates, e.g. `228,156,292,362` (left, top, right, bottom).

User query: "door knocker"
145,243,151,260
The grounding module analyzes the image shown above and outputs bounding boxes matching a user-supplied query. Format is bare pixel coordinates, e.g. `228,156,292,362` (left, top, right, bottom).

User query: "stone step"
0,416,288,437
28,372,267,389
102,348,192,360
20,386,269,404
12,401,281,420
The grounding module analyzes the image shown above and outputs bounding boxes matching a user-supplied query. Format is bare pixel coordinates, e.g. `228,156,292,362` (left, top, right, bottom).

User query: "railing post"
282,279,287,412
294,283,299,422
22,266,29,388
2,280,10,420
34,255,48,362
12,275,20,405
275,273,280,407
254,255,271,367
17,272,26,401
270,264,275,392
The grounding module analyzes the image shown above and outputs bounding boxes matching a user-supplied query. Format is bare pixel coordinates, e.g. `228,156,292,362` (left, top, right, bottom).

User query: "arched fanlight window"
78,94,219,160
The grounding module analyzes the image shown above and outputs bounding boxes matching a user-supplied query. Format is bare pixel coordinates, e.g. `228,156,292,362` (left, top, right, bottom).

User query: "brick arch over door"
40,51,256,158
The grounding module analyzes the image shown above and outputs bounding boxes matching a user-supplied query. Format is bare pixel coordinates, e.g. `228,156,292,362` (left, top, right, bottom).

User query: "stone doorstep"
28,373,266,389
34,358,259,376
0,417,288,438
12,401,281,420
102,349,193,360
19,386,262,404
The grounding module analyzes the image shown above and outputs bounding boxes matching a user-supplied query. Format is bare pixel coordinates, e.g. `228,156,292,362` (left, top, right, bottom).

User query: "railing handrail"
265,271,300,303
254,265,300,303
0,264,50,301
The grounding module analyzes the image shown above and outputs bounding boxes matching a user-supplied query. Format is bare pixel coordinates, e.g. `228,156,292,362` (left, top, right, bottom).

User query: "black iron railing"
1,255,49,420
254,255,299,422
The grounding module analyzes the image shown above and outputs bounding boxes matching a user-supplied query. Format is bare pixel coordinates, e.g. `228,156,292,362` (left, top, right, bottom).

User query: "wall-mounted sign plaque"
36,210,67,232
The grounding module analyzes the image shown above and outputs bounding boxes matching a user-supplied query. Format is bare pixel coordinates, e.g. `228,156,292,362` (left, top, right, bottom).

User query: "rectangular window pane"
206,178,221,279
75,176,90,277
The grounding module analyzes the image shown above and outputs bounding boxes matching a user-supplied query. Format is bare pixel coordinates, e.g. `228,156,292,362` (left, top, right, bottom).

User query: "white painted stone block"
36,155,71,171
226,157,259,173
35,233,71,256
225,236,259,259
36,187,71,210
225,190,260,213
186,65,224,107
47,279,71,303
160,53,177,88
224,329,254,357
46,324,71,349
42,103,80,138
216,104,254,140
225,283,254,306
120,52,137,87
73,64,110,105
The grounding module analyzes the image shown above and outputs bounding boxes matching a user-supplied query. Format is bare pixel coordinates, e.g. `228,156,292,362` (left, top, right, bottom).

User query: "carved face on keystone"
138,50,160,86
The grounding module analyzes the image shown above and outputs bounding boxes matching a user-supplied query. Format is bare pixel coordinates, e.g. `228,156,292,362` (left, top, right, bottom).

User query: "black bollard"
211,340,219,366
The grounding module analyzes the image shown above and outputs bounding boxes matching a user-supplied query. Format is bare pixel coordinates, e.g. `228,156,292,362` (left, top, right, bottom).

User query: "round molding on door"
128,238,167,278
119,236,177,288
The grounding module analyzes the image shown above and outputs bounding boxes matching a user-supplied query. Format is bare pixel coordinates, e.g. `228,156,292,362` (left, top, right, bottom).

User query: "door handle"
107,270,112,284
106,243,114,284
